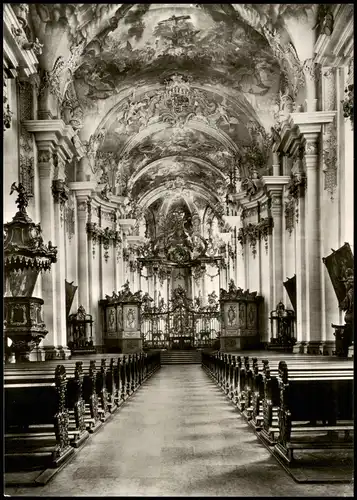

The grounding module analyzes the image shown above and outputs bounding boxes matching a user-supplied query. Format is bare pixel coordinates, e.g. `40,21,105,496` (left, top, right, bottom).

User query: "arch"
127,155,227,191
85,81,264,144
137,182,221,212
119,120,240,158
161,195,200,219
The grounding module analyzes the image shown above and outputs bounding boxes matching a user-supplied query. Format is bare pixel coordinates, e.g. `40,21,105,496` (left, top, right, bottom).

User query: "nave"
6,365,353,497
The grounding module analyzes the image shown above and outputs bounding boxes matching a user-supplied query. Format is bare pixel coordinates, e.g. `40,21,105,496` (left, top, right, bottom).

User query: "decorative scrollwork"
284,199,295,235
342,84,354,125
237,221,270,258
256,217,273,254
3,95,13,131
38,56,65,100
86,222,121,260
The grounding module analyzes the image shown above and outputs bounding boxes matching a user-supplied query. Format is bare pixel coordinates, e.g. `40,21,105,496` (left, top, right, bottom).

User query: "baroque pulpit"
4,183,57,362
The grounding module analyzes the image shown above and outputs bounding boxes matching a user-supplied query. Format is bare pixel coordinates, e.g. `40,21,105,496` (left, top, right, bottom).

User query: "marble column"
270,194,283,308
262,178,289,311
341,65,354,249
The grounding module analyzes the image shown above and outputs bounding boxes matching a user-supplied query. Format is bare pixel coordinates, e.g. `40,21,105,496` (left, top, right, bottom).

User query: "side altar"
220,280,263,351
99,281,143,353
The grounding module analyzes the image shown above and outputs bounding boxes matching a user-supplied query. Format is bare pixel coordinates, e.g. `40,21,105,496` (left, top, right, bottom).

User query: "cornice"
68,181,97,197
278,112,336,154
90,193,122,212
126,235,146,245
3,4,39,77
118,219,136,230
23,119,77,160
261,176,291,188
290,111,337,127
314,5,354,66
290,112,336,138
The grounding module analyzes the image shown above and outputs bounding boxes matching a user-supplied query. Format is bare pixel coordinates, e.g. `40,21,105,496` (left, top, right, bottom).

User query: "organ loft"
3,4,354,496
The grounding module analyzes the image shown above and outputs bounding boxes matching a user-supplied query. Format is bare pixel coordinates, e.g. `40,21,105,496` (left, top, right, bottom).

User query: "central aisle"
7,365,353,497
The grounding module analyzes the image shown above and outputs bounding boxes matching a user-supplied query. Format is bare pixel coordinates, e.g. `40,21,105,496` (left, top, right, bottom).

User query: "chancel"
3,3,354,497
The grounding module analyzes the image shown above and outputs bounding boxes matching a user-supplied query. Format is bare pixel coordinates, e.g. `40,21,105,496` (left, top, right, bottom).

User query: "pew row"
4,351,161,474
5,365,75,471
201,352,353,466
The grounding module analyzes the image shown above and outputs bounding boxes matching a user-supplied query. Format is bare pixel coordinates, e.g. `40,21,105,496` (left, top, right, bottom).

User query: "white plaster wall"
247,246,260,292
91,243,102,346
4,79,19,222
259,238,271,342
283,228,295,310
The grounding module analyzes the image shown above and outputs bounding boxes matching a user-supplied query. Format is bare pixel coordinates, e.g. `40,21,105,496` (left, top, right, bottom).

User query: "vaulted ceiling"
29,3,318,224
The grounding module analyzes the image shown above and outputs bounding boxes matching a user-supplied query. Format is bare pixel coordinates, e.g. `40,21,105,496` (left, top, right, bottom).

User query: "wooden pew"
4,351,161,475
253,358,353,445
4,361,89,448
274,360,354,464
5,356,122,433
4,365,75,471
201,352,353,447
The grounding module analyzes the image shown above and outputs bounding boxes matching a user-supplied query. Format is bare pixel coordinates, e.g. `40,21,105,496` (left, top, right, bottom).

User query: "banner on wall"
283,275,296,312
65,280,78,318
322,242,354,304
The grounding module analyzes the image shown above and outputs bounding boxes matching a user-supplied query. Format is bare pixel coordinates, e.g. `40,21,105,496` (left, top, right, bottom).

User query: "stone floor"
5,365,354,497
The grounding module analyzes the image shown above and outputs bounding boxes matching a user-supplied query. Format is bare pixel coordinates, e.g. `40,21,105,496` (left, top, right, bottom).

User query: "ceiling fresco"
129,158,228,202
102,76,260,149
73,5,281,103
27,4,320,226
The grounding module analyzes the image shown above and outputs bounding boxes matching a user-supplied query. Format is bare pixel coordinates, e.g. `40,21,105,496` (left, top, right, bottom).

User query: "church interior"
3,3,354,496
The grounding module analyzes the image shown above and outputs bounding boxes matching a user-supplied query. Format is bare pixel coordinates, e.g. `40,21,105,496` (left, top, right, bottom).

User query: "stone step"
160,351,202,364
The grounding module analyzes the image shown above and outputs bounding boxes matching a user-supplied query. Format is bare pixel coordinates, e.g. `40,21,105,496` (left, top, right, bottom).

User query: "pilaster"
289,112,336,348
262,177,290,309
25,120,77,358
69,182,97,312
223,215,241,287
37,146,59,357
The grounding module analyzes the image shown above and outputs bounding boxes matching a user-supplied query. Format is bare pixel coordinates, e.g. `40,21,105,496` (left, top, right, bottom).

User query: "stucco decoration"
23,3,326,262
103,76,257,143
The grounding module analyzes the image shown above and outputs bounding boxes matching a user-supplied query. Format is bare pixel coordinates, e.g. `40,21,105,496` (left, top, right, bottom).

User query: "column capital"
304,135,320,158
